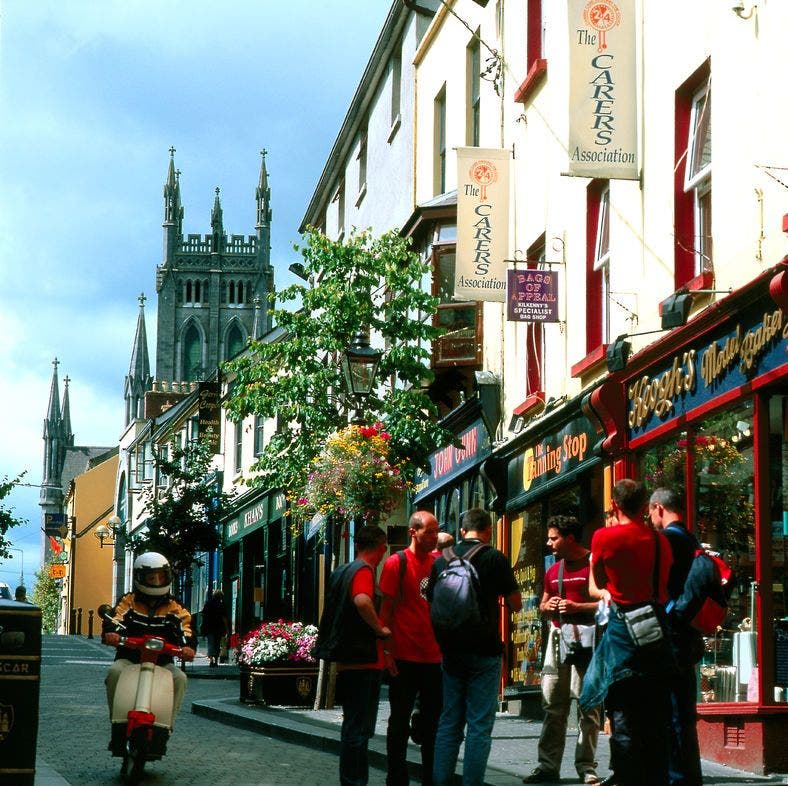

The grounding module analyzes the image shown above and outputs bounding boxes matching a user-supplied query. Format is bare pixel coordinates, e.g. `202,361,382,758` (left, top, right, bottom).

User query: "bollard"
76,607,83,636
69,607,77,634
87,609,94,639
0,598,42,785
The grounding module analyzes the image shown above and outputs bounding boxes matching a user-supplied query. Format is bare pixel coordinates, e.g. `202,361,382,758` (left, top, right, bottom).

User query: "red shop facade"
591,259,788,773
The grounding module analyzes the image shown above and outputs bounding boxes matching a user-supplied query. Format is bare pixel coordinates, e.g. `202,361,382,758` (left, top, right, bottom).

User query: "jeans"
606,674,671,786
387,660,442,785
432,653,501,786
669,664,702,786
337,669,383,786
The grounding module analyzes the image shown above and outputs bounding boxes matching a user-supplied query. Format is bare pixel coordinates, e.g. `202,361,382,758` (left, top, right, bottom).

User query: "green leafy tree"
224,228,452,522
0,472,27,558
32,560,60,633
130,437,235,578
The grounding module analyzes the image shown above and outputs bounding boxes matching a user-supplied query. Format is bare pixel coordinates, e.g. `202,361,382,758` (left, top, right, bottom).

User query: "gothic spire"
256,149,271,232
252,295,263,340
211,186,225,253
163,146,182,227
45,357,61,428
124,293,152,425
61,374,74,447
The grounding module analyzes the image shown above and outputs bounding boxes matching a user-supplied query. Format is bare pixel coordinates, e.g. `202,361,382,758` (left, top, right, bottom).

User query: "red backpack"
687,549,734,635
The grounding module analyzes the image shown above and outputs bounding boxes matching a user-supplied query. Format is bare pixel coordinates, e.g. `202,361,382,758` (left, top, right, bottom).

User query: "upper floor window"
685,82,712,275
434,85,447,196
594,184,611,345
585,180,611,353
526,237,545,395
467,36,481,146
357,124,368,202
254,415,265,457
334,180,346,239
184,278,208,305
182,323,202,381
390,46,402,129
527,0,545,70
234,420,243,474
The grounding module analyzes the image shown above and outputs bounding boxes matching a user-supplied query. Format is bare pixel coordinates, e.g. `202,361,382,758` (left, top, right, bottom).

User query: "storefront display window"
640,400,756,703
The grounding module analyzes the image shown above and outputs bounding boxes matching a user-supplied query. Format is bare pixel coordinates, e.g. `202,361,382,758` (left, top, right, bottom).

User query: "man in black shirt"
427,508,522,786
649,487,703,786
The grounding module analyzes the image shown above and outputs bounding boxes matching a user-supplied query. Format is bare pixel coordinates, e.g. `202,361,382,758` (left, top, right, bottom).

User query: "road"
37,634,383,785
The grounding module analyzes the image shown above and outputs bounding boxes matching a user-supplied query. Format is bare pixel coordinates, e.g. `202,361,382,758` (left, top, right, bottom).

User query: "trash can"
0,599,42,786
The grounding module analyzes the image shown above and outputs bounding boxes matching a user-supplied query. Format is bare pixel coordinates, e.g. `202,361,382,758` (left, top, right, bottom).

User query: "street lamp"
94,514,120,549
341,326,382,422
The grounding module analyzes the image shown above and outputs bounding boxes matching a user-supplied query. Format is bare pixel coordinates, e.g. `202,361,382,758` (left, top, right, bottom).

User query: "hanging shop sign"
567,0,638,180
627,301,788,441
507,417,598,507
198,381,221,453
224,494,268,547
413,418,491,503
455,147,511,302
507,269,559,322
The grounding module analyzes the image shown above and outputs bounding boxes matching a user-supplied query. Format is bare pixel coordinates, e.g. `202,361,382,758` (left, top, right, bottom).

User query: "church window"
203,279,209,303
186,280,193,303
194,280,201,302
227,322,244,359
182,323,202,381
237,281,244,303
229,280,236,303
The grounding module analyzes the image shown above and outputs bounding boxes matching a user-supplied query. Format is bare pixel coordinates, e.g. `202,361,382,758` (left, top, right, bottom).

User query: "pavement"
34,641,788,785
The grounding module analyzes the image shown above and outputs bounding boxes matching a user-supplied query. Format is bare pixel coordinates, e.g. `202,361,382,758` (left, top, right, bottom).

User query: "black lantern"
341,327,382,400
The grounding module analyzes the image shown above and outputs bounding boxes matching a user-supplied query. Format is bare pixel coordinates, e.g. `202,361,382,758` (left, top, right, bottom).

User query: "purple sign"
507,269,559,322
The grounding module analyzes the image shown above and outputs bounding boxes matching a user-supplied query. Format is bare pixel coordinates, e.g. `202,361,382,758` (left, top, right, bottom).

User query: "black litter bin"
0,599,42,786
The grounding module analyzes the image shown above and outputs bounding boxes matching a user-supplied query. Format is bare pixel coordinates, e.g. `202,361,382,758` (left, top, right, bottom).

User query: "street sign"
44,513,67,537
49,564,66,579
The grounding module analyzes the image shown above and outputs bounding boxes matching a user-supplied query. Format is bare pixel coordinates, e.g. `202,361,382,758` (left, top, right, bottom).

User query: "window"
390,46,402,129
526,238,545,395
234,420,243,474
334,180,345,238
674,64,711,287
182,323,202,381
157,444,169,488
585,180,610,353
467,36,481,146
357,124,368,200
226,322,244,359
254,415,264,457
434,85,446,196
527,0,545,69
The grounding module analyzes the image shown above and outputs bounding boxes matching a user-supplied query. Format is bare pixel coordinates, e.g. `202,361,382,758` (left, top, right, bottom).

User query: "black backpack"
429,543,488,645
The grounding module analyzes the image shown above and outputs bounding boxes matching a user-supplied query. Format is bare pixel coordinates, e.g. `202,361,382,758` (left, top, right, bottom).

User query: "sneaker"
581,773,601,785
522,769,560,784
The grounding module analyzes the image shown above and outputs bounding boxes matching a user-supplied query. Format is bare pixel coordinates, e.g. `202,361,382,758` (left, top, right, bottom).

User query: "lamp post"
340,326,382,424
10,547,24,587
94,514,120,549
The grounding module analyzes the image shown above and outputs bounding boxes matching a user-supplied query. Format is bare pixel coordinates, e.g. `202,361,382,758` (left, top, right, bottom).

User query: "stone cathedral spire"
124,293,152,426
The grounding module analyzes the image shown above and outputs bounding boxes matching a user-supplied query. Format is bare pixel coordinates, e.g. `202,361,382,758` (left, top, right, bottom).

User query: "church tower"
154,149,274,386
40,358,70,512
124,293,152,426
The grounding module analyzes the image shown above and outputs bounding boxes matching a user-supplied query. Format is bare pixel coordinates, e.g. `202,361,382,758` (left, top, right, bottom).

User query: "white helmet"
133,552,172,597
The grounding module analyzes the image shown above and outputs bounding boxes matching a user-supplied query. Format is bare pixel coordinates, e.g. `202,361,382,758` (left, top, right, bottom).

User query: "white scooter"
102,608,186,784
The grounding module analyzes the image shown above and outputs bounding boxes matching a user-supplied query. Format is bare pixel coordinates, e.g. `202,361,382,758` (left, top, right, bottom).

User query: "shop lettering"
509,272,556,302
700,309,786,386
470,203,493,275
243,502,266,529
0,662,29,674
589,54,615,146
523,433,588,489
432,428,479,481
628,351,696,429
226,521,238,539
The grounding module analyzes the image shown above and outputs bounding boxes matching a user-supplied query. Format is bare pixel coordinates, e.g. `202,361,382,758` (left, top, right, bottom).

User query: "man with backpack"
379,510,442,785
314,524,392,786
649,487,704,786
427,508,522,786
523,515,601,785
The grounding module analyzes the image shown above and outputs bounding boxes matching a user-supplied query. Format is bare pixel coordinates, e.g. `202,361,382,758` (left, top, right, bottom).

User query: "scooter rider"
102,552,196,748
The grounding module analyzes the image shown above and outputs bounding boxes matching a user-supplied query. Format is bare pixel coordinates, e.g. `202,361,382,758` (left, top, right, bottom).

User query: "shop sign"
224,496,268,546
268,492,286,522
627,303,788,439
198,382,221,453
506,270,559,323
509,417,597,498
413,419,491,502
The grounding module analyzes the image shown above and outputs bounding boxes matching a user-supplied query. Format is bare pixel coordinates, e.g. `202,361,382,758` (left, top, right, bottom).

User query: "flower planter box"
240,663,319,707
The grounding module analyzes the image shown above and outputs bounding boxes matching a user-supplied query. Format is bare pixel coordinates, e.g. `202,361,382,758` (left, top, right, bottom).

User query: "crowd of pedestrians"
316,483,708,786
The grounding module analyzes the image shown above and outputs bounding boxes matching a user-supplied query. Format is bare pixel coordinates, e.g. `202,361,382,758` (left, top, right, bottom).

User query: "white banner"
455,147,511,302
567,0,638,179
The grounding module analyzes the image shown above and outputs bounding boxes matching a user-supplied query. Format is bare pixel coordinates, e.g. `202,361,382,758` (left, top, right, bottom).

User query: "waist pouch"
616,603,664,648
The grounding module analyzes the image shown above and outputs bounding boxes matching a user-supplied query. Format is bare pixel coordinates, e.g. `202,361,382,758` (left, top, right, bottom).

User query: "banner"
567,0,638,179
455,147,510,302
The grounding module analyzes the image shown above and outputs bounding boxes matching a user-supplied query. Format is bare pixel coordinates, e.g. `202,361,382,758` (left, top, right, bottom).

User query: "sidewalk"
191,689,788,786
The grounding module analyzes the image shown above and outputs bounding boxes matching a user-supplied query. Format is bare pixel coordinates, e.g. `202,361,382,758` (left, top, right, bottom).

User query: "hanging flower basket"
297,423,407,530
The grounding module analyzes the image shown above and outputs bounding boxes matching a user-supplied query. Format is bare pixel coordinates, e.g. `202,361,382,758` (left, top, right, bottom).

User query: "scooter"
101,608,186,784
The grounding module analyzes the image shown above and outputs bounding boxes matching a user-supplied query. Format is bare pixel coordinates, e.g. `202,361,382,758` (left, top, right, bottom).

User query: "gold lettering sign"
627,351,696,429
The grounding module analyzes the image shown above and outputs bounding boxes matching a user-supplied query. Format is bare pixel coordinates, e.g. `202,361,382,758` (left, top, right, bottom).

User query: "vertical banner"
567,0,638,179
456,147,511,302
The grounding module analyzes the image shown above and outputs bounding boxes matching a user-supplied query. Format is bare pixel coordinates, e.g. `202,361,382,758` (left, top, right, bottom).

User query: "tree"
32,560,60,633
0,472,27,559
129,437,235,578
224,228,452,525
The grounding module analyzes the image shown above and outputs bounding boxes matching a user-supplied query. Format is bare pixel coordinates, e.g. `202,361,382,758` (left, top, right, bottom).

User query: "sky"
0,0,391,589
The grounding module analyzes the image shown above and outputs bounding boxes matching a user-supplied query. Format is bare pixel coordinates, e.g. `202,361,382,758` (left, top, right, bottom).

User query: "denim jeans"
432,653,501,786
669,664,702,786
337,668,383,786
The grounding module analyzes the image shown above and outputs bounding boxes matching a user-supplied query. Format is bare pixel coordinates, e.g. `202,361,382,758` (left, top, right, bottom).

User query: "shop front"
593,261,788,773
485,395,606,711
411,399,493,536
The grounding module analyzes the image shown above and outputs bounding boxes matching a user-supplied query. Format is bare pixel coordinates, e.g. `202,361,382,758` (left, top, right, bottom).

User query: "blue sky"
0,0,390,587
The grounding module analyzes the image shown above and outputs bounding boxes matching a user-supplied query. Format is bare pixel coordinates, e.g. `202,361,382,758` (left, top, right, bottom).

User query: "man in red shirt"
523,516,601,784
380,511,442,786
581,479,674,786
